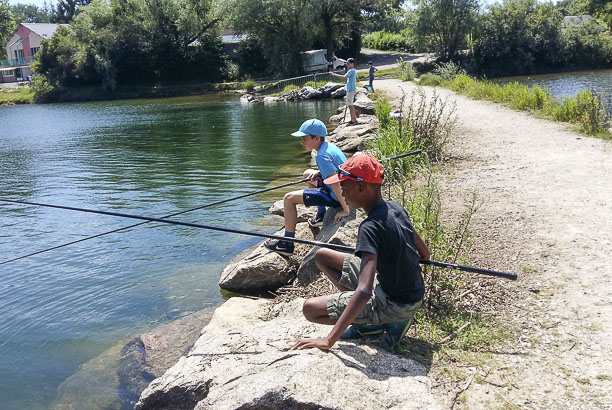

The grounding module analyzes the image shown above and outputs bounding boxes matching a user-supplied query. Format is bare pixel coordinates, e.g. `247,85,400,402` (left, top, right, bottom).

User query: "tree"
413,0,479,61
225,0,314,75
54,0,91,23
0,0,15,58
11,3,53,23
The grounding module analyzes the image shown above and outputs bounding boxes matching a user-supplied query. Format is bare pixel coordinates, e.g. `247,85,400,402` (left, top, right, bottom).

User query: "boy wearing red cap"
292,154,430,351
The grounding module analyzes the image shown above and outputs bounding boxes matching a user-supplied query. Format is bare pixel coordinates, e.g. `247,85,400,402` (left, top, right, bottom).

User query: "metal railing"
275,71,344,93
0,56,35,68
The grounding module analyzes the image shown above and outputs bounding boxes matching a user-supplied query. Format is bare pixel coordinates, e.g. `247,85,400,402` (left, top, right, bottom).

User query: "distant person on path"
367,61,378,92
264,119,350,257
292,154,430,352
329,58,359,126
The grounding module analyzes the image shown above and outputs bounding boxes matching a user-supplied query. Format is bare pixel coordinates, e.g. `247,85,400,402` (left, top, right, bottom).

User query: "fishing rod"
0,178,309,265
0,151,423,265
0,199,354,253
421,260,517,281
0,198,517,280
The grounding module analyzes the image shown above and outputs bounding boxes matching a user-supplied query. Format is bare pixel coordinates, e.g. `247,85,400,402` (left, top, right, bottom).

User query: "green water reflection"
0,94,339,409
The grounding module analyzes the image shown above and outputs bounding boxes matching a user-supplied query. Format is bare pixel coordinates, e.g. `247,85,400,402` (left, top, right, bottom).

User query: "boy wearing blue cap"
264,119,350,256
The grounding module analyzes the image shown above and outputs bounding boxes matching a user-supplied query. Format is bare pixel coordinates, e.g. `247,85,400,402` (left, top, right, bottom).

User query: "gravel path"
378,78,612,409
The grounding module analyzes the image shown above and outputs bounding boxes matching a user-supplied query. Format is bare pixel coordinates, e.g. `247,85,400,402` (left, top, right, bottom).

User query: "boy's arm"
329,71,348,79
330,182,350,223
292,252,377,351
414,231,430,261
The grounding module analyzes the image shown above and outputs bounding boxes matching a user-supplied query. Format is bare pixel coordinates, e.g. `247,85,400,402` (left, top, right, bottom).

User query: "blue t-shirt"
369,66,375,79
346,68,357,92
316,141,347,201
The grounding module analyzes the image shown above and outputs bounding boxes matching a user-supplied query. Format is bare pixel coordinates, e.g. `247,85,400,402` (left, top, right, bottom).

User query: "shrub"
418,73,443,86
374,96,393,131
242,79,257,92
404,88,457,162
434,61,466,82
362,30,414,52
449,74,473,92
396,58,416,82
549,90,610,134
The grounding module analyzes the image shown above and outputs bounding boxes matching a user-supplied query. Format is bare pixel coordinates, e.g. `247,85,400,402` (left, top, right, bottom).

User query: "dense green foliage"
0,0,14,58
32,0,226,97
224,0,397,76
413,0,479,61
472,0,612,76
9,3,53,24
362,30,414,52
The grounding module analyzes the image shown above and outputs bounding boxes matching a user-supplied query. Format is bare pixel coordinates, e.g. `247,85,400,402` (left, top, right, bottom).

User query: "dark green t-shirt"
355,200,424,303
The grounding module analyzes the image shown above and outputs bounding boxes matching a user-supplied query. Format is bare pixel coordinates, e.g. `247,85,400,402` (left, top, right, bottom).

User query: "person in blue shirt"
330,58,359,125
367,61,378,92
264,119,350,256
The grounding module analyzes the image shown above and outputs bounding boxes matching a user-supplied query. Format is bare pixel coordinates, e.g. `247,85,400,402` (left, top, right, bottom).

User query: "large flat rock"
136,297,441,410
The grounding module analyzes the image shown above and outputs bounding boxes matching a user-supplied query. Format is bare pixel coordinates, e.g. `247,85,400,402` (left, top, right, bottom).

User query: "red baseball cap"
324,154,384,185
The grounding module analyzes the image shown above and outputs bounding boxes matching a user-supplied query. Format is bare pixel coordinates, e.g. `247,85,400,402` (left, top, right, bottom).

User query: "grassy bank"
0,87,35,105
413,67,611,139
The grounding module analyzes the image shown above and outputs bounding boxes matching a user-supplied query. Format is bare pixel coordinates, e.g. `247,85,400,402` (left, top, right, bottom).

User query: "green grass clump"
281,84,300,94
0,87,35,104
396,58,416,82
418,73,443,87
439,74,611,138
241,79,257,92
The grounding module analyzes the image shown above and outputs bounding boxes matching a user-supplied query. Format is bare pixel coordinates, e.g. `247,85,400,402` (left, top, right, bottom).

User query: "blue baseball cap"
291,119,327,137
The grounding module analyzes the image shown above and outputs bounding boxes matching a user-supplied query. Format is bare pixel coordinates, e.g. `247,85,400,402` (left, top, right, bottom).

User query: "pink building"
1,23,68,83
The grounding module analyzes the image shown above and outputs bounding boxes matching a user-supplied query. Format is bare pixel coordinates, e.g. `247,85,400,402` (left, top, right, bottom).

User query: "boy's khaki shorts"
346,90,356,106
326,254,422,325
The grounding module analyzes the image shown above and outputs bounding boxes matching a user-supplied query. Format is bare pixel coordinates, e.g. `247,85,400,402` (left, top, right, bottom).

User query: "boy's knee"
302,299,317,321
283,191,301,204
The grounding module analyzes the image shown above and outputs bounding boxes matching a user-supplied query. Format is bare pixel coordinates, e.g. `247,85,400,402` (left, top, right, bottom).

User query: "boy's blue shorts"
303,182,340,208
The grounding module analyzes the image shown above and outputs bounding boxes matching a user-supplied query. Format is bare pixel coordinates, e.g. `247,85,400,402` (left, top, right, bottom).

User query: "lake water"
0,95,338,409
495,69,612,115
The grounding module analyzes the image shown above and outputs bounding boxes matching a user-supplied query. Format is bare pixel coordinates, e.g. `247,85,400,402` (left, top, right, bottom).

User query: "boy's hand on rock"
292,338,333,351
334,210,349,224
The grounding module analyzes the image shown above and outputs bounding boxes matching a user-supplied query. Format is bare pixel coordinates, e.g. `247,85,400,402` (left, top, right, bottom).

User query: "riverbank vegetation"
0,86,34,104
363,0,611,77
2,0,609,103
413,65,611,138
365,91,510,360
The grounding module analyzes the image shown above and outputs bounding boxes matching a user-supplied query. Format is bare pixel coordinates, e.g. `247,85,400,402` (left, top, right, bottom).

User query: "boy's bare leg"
283,190,304,233
349,105,357,123
302,295,337,325
315,248,350,291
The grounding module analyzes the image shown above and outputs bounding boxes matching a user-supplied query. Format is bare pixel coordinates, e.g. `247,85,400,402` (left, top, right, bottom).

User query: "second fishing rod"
0,150,422,265
0,198,518,281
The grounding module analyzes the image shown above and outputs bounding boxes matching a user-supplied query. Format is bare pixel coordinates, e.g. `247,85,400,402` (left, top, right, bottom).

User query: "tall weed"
396,58,416,82
403,88,457,162
403,172,480,310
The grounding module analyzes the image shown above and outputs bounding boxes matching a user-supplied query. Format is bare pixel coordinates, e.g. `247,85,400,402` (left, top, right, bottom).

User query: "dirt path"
378,79,612,409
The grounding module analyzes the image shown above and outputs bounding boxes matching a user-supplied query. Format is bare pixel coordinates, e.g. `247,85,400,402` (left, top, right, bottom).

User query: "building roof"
221,34,248,44
21,23,70,39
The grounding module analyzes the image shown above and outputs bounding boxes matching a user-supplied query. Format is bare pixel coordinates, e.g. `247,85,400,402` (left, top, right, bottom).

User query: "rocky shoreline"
112,87,440,409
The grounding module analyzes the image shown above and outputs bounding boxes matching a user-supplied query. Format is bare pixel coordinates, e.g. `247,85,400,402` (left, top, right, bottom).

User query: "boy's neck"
314,139,324,150
363,193,383,215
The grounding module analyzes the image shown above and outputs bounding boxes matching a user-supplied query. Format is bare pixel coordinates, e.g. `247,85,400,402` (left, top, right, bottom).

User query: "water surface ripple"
0,94,338,408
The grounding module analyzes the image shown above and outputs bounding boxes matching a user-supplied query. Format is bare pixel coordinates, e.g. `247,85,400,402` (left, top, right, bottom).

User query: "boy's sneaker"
308,214,325,228
263,239,294,256
340,324,383,340
379,320,412,351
